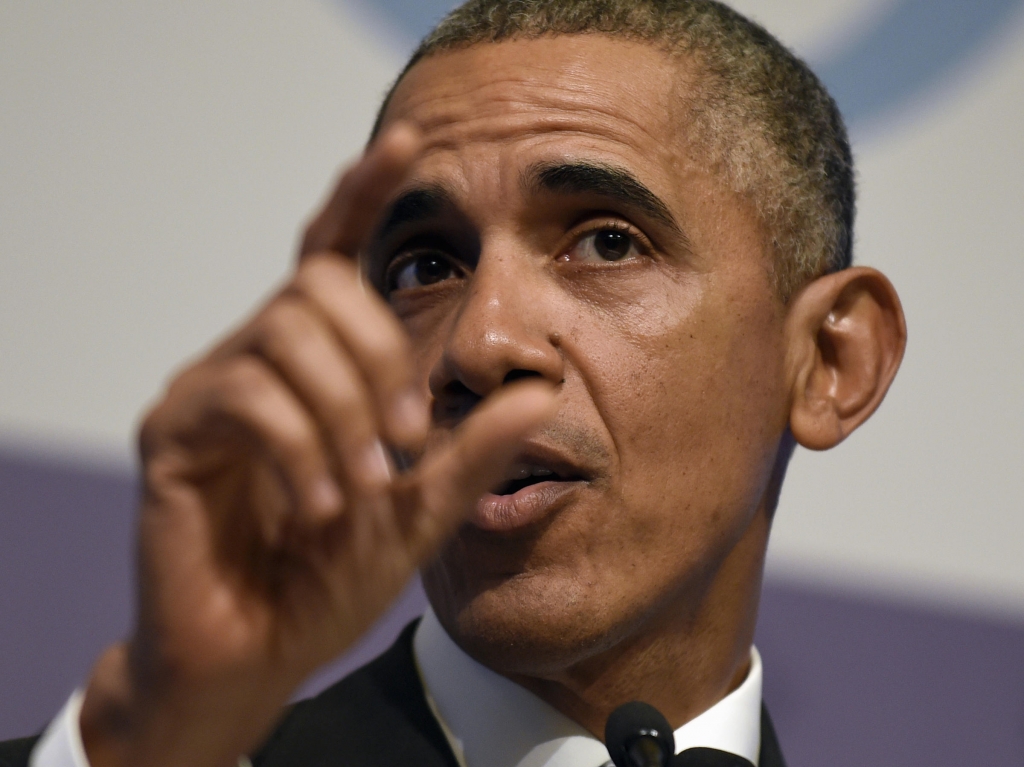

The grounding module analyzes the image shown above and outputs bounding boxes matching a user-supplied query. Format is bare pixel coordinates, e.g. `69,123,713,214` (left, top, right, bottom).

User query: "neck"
507,507,769,737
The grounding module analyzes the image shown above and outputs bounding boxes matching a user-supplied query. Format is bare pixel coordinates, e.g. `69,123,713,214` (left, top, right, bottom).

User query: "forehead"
379,36,694,195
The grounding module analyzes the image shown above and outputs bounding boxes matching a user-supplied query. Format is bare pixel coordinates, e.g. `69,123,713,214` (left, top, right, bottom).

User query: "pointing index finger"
404,381,560,558
301,122,423,260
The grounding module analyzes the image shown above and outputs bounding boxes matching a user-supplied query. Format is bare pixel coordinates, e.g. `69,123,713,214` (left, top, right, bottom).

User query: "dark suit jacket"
0,622,786,767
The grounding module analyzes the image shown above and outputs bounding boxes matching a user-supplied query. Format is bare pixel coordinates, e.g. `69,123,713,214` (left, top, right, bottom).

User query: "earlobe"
785,267,907,451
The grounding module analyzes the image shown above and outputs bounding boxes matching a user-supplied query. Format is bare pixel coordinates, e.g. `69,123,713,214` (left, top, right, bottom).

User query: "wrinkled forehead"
377,36,699,197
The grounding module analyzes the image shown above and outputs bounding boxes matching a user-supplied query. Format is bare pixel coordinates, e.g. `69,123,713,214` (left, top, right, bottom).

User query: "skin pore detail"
370,36,790,735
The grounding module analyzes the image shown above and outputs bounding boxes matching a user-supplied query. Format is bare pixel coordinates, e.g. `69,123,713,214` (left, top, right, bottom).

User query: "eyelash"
383,248,461,292
560,218,654,262
382,216,654,293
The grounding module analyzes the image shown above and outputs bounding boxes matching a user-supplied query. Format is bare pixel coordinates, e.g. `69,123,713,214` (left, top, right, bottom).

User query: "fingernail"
392,389,429,441
361,439,392,488
312,477,342,516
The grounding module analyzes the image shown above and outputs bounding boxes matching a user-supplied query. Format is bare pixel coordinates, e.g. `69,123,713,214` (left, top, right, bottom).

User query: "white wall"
0,0,402,457
730,0,1024,617
2,0,1022,618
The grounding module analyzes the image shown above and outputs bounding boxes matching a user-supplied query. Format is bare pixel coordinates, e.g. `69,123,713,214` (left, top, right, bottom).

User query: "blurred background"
2,1,1022,764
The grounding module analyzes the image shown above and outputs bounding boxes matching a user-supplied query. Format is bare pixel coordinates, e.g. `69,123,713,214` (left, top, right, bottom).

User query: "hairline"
371,23,851,300
372,30,696,142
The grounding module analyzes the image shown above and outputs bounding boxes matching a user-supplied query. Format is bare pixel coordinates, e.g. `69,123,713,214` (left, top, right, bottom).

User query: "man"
2,1,906,766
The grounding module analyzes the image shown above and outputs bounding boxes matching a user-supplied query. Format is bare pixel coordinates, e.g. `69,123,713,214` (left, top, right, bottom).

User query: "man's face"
370,36,791,675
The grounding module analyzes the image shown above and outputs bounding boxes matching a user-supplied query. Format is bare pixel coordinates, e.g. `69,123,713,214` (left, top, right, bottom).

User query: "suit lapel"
758,705,787,767
254,621,788,767
253,621,458,767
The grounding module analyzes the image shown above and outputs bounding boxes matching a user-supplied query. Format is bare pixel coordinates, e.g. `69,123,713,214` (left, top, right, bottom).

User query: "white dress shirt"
414,609,762,767
30,608,763,767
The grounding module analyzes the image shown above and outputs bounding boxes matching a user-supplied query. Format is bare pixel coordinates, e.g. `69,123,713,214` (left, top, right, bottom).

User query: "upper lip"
491,440,593,491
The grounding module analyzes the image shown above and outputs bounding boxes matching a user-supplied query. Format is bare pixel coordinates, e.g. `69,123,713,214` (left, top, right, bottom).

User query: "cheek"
570,278,787,564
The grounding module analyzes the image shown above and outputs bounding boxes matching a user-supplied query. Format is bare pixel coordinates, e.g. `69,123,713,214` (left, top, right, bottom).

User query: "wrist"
78,642,293,767
79,644,138,767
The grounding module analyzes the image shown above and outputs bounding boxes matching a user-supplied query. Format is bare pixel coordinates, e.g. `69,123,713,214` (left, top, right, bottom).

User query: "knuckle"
293,253,356,298
314,376,376,447
219,356,274,406
136,363,208,456
331,401,376,447
363,332,411,381
291,263,413,386
218,360,316,462
253,299,317,359
322,375,362,417
272,418,317,466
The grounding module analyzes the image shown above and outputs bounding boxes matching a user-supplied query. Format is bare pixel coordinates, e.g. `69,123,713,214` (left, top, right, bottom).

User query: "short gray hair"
373,0,854,300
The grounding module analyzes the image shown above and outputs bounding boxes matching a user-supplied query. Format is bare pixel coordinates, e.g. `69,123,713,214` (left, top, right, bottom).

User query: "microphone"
604,701,675,767
604,702,755,767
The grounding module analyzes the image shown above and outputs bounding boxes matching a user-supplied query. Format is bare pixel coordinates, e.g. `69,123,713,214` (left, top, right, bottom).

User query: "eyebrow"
374,183,458,242
372,161,684,244
525,161,683,235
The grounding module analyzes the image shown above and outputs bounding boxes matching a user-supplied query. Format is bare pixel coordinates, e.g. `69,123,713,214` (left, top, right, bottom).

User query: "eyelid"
563,216,656,258
378,227,460,275
383,235,445,271
384,247,467,294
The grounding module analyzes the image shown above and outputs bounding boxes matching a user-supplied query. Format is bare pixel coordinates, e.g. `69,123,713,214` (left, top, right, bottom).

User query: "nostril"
503,369,542,384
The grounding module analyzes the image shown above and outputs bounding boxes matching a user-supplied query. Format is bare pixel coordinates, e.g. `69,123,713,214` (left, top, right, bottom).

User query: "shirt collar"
413,608,763,767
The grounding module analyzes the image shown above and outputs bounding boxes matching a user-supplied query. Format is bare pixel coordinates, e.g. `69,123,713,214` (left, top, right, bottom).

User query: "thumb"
405,380,558,558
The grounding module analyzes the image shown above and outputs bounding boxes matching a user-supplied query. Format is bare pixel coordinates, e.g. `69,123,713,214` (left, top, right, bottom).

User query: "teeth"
492,464,563,496
508,464,555,480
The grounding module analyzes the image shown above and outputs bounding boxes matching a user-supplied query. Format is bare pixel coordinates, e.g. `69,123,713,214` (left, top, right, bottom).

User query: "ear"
785,267,907,451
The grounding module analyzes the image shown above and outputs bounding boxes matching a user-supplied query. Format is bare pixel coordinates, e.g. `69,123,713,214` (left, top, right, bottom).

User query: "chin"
422,561,642,678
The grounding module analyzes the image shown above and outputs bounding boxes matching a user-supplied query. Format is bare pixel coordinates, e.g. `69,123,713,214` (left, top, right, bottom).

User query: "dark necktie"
668,748,754,766
601,749,754,767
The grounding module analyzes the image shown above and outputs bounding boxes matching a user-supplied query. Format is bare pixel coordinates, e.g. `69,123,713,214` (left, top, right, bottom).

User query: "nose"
428,256,564,423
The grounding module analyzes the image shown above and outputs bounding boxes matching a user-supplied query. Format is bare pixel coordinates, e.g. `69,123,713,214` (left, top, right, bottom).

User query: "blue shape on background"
346,0,1024,130
813,0,1024,129
361,0,458,50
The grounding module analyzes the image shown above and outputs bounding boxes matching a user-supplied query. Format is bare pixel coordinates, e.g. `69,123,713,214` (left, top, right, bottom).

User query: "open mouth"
491,464,582,496
475,452,591,530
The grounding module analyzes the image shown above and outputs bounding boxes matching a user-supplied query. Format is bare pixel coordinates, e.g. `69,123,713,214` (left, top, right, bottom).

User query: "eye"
562,227,643,263
386,251,462,293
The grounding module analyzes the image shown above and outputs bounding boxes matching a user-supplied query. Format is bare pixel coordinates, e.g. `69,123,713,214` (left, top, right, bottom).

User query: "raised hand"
78,124,557,767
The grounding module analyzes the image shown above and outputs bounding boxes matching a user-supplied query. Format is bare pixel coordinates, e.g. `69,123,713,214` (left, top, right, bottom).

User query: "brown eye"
594,230,632,261
564,227,642,264
413,255,453,285
389,252,458,292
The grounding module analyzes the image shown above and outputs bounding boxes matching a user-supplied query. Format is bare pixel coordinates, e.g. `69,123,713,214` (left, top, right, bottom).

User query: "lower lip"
472,480,582,532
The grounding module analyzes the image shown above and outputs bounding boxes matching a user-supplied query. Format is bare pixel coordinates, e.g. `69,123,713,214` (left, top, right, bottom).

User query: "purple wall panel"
0,450,136,738
2,450,1022,765
757,581,1024,765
